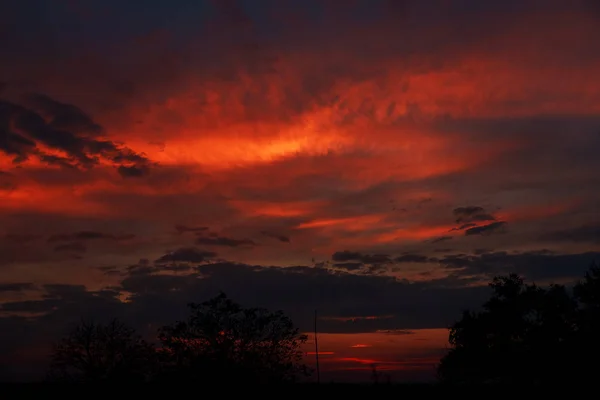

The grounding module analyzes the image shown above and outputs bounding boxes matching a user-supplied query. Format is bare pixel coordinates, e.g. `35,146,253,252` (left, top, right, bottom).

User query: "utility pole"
314,309,320,383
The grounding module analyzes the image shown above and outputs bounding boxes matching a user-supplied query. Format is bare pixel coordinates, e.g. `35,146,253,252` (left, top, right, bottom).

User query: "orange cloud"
296,215,386,231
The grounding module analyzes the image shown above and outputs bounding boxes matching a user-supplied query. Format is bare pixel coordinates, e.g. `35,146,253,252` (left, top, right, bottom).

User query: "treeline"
47,293,309,384
46,264,600,385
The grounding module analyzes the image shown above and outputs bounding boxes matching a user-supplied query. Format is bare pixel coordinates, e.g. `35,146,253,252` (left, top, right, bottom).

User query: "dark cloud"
117,164,150,178
0,282,35,292
438,250,600,281
464,221,507,236
332,250,392,264
25,93,103,137
154,247,217,264
52,242,86,253
395,254,434,263
452,206,497,224
0,96,151,176
195,235,256,247
124,259,155,275
127,264,160,276
0,102,36,162
162,263,193,273
260,231,291,243
47,231,135,242
541,224,600,243
453,206,484,217
125,258,193,276
430,236,452,244
450,223,476,232
0,261,490,338
175,225,209,234
119,262,490,333
42,284,89,299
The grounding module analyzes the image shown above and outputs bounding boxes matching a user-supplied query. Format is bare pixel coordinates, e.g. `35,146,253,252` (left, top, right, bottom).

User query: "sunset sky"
1,0,600,382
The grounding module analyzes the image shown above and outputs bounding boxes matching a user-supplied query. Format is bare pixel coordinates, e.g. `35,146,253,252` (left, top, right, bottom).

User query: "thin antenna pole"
314,309,320,384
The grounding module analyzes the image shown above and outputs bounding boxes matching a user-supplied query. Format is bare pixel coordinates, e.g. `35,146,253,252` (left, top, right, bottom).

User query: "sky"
1,0,600,382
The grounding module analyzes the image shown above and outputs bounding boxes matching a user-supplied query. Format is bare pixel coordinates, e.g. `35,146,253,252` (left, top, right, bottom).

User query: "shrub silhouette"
48,318,156,383
438,263,600,385
157,292,309,383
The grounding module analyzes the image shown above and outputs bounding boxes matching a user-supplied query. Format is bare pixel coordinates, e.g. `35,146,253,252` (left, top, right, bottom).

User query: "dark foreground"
0,382,586,397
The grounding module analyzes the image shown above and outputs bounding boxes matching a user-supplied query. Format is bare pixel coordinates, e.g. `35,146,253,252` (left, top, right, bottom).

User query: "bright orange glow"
372,225,460,243
296,215,385,231
228,200,325,218
127,127,353,169
301,329,449,378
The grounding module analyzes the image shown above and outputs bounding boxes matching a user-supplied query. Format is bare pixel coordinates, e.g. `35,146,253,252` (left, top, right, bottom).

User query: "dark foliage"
48,319,156,383
438,262,600,385
47,293,309,384
157,292,309,383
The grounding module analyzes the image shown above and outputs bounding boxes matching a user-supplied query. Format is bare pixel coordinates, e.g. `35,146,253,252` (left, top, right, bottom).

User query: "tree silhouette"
572,262,600,381
157,292,309,384
437,273,582,384
48,319,156,383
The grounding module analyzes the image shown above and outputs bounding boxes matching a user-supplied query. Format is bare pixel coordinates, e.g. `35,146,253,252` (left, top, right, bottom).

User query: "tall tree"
438,273,579,384
158,293,309,383
572,262,600,380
